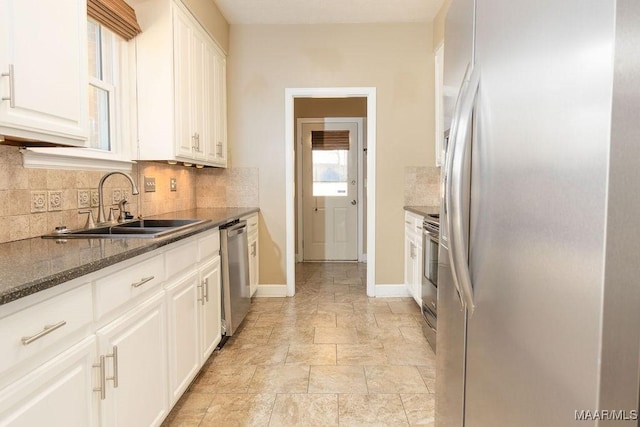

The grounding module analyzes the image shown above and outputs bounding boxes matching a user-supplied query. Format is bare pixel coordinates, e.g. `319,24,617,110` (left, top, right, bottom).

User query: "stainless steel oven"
421,214,439,352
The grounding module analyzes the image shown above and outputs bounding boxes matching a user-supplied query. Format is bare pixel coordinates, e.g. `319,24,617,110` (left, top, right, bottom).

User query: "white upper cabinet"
132,0,227,168
0,0,88,146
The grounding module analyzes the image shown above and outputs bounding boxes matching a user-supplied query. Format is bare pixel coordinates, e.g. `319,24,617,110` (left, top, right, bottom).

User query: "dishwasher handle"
222,220,247,237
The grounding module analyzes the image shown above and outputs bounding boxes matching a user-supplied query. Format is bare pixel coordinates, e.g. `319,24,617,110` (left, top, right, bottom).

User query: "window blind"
87,0,142,40
311,130,350,150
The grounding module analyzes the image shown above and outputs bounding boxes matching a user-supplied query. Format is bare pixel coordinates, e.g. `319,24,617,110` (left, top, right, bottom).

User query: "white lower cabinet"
404,211,424,305
0,336,98,426
166,270,200,405
165,235,221,405
0,227,223,426
242,213,259,297
96,291,169,427
199,256,221,362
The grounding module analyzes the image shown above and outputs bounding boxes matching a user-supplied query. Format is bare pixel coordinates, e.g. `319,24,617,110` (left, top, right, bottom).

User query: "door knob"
350,200,357,205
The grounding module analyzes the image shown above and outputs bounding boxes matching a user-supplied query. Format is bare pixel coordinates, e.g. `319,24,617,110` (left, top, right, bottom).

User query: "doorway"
285,87,377,297
297,118,363,261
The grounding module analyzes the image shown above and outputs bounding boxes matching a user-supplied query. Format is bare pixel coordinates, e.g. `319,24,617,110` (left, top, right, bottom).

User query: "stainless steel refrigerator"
436,0,640,426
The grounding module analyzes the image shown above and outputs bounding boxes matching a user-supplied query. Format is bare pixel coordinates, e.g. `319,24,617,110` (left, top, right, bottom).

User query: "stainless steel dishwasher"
218,219,251,346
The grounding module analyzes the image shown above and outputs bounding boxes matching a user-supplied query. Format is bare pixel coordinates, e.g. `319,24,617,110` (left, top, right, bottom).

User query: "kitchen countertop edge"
0,207,259,306
404,205,440,217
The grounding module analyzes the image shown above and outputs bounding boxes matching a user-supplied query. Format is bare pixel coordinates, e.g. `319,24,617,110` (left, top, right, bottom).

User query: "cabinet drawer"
166,238,198,278
405,211,423,237
198,229,220,261
94,253,166,320
0,284,93,373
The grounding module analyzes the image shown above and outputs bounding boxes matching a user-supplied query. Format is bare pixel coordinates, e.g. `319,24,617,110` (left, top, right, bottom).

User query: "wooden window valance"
311,130,350,150
87,0,142,40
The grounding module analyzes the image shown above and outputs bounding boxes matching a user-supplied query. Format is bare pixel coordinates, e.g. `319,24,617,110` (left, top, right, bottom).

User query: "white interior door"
302,120,358,261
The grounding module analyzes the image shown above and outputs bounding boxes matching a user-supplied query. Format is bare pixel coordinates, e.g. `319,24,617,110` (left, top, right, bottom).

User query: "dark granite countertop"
0,207,259,306
404,205,440,217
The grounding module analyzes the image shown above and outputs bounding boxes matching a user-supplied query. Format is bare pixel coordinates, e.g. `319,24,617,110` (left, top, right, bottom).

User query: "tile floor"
163,262,436,426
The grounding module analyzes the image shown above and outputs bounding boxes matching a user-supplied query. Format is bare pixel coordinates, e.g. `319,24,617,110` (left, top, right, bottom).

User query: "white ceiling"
213,0,445,25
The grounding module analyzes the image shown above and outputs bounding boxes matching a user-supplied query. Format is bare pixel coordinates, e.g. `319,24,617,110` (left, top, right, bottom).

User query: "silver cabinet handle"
405,221,411,225
21,320,67,345
192,133,200,151
216,142,223,156
106,346,118,388
131,276,154,288
204,278,209,303
197,280,205,304
2,64,15,108
350,199,357,205
93,355,106,400
416,226,422,231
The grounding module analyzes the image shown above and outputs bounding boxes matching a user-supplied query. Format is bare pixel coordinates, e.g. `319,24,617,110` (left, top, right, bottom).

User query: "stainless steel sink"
42,218,210,239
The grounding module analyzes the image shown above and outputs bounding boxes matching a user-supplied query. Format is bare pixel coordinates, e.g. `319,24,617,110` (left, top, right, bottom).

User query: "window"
23,17,135,171
311,130,350,197
88,19,117,151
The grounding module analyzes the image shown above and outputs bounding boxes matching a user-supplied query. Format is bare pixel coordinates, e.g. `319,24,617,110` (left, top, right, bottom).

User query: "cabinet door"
211,48,227,167
248,232,259,297
166,271,200,405
173,5,195,160
0,337,98,426
97,292,168,427
200,256,221,362
190,28,209,162
413,242,423,305
404,232,416,295
0,0,87,145
203,41,217,164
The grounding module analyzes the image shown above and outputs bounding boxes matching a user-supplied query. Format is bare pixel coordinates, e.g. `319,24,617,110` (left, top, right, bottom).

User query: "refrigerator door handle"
445,63,480,315
444,64,472,308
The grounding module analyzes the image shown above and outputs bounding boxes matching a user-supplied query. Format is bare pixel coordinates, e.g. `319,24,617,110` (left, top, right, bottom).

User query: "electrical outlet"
170,177,177,192
144,176,156,192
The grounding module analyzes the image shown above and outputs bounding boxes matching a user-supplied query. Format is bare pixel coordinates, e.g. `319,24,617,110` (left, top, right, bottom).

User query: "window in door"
311,130,350,197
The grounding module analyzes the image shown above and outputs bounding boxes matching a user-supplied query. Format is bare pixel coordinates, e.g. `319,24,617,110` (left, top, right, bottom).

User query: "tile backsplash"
196,167,259,208
405,166,441,207
0,144,259,244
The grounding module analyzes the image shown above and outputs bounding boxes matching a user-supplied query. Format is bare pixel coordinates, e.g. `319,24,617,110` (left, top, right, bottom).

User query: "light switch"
144,176,156,192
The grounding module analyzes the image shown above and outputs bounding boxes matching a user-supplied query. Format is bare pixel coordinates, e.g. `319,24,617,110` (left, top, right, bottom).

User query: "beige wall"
182,0,230,53
433,0,451,50
295,98,367,118
228,23,435,285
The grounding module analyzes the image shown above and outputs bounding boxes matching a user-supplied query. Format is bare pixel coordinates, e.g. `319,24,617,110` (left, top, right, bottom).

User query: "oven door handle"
423,228,439,239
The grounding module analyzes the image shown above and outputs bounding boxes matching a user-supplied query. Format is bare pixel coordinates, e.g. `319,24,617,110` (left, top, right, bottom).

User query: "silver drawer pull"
131,276,154,288
93,355,106,400
21,320,67,345
107,346,119,388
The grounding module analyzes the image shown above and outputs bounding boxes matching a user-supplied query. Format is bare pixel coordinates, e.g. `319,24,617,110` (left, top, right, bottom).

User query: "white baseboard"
254,283,408,298
374,284,411,297
254,284,288,297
